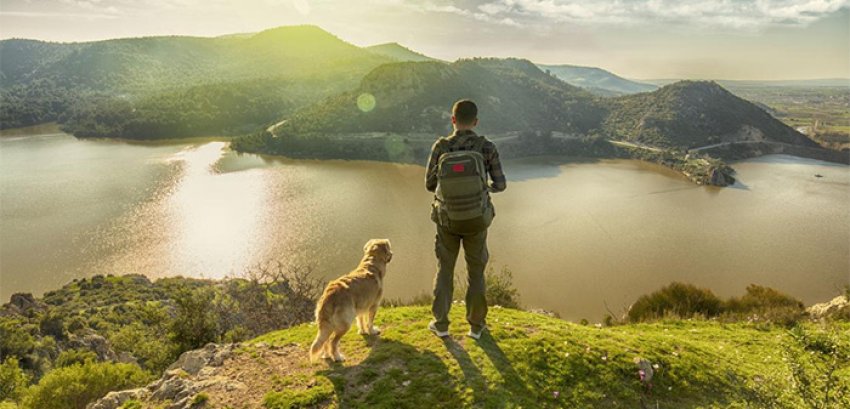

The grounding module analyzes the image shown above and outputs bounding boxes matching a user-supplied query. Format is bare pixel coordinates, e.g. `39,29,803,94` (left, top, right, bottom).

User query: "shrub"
383,292,432,307
110,322,178,374
55,350,97,368
724,284,805,324
0,357,29,402
23,361,151,409
455,265,522,309
169,288,219,352
119,400,142,409
191,392,209,407
628,282,723,322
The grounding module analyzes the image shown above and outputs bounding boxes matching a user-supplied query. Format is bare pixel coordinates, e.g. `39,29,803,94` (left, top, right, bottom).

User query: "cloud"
471,0,850,29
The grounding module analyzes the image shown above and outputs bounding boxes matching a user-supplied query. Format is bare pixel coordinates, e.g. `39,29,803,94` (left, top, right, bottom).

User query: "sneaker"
467,326,487,340
428,321,449,338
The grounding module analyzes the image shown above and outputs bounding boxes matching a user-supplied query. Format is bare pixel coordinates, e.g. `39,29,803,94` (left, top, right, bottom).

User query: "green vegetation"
0,358,29,402
724,84,850,150
263,376,335,408
0,25,392,137
365,43,437,62
23,361,151,409
249,304,849,408
538,64,658,96
0,265,324,409
602,80,816,149
2,272,848,408
627,282,806,325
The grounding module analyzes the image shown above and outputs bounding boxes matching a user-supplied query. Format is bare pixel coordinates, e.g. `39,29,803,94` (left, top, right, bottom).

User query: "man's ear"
473,118,479,127
451,116,457,125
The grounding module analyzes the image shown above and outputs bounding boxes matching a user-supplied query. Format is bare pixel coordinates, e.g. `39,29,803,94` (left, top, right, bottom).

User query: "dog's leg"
330,329,347,362
356,314,368,335
367,303,381,335
309,323,332,363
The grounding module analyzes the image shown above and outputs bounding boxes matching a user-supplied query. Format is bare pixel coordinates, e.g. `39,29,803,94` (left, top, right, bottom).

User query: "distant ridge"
365,42,437,62
538,64,658,96
645,78,850,87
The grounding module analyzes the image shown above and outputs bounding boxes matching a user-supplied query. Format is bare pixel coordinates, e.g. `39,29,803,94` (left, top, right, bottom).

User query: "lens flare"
357,93,376,112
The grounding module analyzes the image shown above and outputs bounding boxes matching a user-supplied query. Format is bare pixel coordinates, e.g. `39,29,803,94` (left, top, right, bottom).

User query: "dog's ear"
363,239,376,254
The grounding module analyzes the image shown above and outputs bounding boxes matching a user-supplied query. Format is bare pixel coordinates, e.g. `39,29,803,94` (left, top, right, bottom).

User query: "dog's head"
364,239,392,263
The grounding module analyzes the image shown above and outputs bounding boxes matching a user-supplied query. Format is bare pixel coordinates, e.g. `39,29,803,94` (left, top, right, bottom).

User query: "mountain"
365,42,438,62
0,25,393,136
538,64,658,96
256,58,606,136
603,80,818,149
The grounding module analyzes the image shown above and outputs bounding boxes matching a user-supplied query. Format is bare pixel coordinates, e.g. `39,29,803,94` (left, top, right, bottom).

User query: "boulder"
86,388,148,409
807,295,850,320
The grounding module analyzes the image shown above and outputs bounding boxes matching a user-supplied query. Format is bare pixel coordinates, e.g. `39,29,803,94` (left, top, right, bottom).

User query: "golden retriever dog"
310,239,392,362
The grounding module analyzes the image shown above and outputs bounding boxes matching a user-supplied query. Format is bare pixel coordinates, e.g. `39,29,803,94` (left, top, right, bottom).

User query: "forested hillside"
0,25,391,136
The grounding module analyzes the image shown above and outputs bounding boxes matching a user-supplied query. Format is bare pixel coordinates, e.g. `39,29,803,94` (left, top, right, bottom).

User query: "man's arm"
425,140,442,192
485,141,507,193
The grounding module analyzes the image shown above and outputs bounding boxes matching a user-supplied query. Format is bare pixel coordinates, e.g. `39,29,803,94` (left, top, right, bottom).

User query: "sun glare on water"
165,142,270,277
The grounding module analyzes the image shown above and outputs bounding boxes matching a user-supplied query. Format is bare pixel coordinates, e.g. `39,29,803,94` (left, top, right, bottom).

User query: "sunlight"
166,142,270,278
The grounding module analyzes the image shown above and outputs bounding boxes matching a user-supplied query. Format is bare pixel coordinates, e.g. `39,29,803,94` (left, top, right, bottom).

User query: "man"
425,99,506,340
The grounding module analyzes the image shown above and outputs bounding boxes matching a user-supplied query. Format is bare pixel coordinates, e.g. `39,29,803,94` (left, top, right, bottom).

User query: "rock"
708,167,735,186
807,295,850,320
86,388,148,409
167,343,236,376
90,343,241,409
68,334,117,361
150,374,196,402
4,293,47,316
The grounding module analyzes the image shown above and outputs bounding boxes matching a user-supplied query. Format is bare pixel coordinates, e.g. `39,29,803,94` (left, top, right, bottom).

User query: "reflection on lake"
1,130,848,320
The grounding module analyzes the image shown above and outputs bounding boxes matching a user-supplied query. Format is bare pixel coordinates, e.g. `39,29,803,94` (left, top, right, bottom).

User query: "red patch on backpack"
452,164,465,173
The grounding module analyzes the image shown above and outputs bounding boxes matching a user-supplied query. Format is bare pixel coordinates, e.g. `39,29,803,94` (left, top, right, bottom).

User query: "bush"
110,322,178,374
23,361,151,409
169,288,219,352
55,350,97,368
0,358,29,402
454,265,521,309
724,284,805,324
628,282,723,322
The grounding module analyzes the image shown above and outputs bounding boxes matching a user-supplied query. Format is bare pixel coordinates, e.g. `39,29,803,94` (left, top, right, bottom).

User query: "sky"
0,0,848,80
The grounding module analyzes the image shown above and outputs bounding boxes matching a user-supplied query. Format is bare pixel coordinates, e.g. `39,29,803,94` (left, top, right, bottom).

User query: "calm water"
1,129,848,320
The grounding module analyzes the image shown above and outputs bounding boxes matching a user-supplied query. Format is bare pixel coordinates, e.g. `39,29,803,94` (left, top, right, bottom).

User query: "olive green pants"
431,224,488,332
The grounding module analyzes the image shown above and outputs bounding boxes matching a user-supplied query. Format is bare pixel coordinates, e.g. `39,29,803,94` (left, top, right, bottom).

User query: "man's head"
451,99,478,130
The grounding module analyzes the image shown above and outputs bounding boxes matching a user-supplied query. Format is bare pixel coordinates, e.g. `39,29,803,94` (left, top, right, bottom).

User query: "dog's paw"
333,354,346,362
358,329,369,335
369,326,381,335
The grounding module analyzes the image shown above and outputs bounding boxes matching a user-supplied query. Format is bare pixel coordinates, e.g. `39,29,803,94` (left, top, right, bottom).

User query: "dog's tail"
310,283,341,363
309,320,333,363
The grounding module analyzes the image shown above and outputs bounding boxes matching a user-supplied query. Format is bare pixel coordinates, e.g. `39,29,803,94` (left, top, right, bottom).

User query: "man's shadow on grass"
441,333,538,408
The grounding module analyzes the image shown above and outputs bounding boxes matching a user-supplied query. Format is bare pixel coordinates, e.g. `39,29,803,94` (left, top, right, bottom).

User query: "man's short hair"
452,99,478,125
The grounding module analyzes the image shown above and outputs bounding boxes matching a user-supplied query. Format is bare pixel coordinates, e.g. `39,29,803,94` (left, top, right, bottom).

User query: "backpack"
433,136,494,233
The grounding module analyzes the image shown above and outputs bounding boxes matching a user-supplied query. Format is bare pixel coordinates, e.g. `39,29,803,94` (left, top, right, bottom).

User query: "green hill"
232,57,610,160
366,42,438,62
538,64,658,96
603,80,818,149
91,305,850,408
0,25,392,136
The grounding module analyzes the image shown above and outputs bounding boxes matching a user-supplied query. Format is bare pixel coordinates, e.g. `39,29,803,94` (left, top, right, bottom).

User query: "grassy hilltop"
1,274,848,408
109,305,849,409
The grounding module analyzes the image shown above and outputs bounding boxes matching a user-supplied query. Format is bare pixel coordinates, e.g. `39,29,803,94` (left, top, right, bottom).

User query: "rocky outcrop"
1,293,47,317
807,295,850,320
87,343,243,409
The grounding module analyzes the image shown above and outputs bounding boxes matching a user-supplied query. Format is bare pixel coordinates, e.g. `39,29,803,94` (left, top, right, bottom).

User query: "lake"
1,128,848,320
